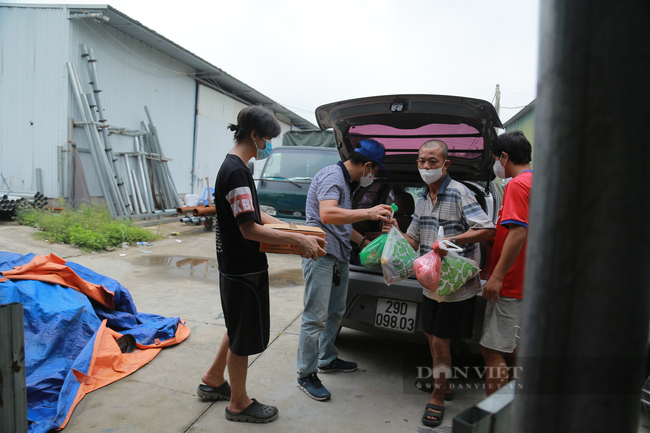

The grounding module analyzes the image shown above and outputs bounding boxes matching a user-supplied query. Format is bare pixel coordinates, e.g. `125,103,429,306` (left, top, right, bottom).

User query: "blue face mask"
256,139,273,160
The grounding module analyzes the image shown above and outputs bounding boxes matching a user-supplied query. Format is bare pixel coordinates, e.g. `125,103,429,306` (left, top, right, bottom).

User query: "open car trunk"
316,94,503,183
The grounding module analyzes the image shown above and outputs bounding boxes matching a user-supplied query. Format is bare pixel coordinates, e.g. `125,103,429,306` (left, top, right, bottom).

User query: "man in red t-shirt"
480,130,533,396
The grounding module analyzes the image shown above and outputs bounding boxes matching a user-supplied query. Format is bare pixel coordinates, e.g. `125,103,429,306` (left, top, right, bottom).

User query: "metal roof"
4,3,316,129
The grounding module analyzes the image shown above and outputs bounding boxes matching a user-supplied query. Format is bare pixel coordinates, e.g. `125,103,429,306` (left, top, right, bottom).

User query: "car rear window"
262,149,340,180
348,123,484,159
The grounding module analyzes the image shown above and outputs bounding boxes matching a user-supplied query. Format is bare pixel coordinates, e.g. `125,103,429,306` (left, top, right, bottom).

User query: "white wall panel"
0,6,69,196
194,85,294,191
192,115,233,197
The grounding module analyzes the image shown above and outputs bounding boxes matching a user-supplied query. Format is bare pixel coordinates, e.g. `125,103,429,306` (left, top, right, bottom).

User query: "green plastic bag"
437,252,480,296
380,226,418,285
359,234,387,270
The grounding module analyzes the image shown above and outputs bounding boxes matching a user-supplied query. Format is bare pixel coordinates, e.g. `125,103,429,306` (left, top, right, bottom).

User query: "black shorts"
421,295,476,340
219,271,270,356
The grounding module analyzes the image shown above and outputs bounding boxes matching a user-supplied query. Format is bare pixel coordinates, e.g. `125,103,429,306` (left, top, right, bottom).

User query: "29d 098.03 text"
375,298,417,333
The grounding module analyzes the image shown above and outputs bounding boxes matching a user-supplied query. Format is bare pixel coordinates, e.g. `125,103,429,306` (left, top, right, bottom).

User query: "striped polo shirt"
305,161,353,262
407,174,495,302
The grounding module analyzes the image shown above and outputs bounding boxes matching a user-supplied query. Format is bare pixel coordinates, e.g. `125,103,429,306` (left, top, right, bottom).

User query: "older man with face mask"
383,139,496,427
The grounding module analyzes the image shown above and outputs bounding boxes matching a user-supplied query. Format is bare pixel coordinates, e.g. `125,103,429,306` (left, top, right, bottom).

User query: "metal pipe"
188,216,205,225
66,62,116,217
144,106,182,208
176,205,209,214
71,62,123,215
144,107,172,206
147,133,172,208
82,92,126,216
136,135,155,212
67,117,74,203
511,1,650,432
85,91,129,215
151,209,178,217
131,169,146,213
141,132,164,207
57,146,63,199
69,61,118,212
35,169,42,196
140,125,167,209
121,176,136,214
123,154,139,214
192,207,216,216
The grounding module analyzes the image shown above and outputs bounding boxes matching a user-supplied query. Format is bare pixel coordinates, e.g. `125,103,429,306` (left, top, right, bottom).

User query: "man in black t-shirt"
196,106,325,424
214,154,268,277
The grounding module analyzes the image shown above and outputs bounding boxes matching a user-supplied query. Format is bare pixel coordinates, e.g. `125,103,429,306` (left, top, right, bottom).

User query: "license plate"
374,298,417,333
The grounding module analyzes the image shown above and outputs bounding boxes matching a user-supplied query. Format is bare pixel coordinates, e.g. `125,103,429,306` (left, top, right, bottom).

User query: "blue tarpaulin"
0,252,190,433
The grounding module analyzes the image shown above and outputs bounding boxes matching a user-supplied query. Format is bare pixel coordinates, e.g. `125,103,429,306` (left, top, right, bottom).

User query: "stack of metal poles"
65,44,182,219
66,61,123,218
0,191,49,217
81,44,131,216
141,106,182,210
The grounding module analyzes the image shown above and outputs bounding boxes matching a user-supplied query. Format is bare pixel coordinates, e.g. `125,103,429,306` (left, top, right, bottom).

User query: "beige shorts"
480,296,522,353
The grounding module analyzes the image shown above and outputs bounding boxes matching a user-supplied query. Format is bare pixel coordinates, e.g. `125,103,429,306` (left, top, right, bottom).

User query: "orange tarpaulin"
0,253,115,309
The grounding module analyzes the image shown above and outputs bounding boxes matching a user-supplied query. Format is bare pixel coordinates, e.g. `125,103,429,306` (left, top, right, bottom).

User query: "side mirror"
247,160,254,175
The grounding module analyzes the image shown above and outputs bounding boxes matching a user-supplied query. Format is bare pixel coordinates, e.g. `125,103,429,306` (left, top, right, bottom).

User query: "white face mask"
359,165,375,187
493,154,507,179
419,165,445,185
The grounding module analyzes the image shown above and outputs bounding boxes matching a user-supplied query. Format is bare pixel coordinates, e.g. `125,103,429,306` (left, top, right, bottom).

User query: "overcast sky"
9,0,540,126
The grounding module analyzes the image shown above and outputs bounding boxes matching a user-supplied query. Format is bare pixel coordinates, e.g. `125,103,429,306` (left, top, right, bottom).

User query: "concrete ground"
4,220,647,432
0,220,488,432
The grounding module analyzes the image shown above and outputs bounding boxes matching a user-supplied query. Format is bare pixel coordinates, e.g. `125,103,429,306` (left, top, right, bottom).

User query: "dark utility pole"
511,0,650,432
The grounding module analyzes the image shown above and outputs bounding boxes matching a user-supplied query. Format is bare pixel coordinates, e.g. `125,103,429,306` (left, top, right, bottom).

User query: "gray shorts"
480,296,522,353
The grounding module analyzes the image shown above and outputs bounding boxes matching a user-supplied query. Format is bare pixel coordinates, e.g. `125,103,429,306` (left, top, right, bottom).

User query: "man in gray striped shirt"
297,139,393,402
384,140,495,427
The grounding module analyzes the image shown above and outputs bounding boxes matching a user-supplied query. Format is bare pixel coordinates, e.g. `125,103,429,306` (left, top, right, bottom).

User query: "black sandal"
422,403,445,427
197,381,231,401
225,398,279,423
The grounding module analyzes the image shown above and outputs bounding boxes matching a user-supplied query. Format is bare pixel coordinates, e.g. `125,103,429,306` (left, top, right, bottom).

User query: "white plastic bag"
184,194,199,207
380,226,418,285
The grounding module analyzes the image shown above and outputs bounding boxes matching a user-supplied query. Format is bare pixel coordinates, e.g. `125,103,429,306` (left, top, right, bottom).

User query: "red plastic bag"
413,240,443,291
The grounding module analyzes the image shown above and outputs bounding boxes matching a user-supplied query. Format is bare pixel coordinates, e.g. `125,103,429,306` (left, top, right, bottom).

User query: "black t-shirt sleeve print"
224,168,259,226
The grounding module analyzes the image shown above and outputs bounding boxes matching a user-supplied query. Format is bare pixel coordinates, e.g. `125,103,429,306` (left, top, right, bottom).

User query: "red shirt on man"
489,170,533,299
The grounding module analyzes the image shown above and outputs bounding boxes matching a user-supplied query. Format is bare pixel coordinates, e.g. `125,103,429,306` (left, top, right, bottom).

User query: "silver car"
315,94,503,349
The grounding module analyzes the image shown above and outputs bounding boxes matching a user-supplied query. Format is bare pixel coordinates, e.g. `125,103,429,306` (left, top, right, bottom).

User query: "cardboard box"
259,224,326,256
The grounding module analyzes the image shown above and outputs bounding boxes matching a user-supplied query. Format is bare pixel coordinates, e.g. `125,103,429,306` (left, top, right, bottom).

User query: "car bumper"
344,264,488,351
343,265,426,343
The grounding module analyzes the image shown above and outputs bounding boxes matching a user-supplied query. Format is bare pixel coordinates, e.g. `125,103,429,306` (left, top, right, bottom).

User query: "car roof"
315,94,502,182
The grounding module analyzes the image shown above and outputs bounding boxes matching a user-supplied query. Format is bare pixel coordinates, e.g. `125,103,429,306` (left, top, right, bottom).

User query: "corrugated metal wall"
194,84,293,194
505,112,535,145
1,5,301,204
0,6,69,196
67,15,197,197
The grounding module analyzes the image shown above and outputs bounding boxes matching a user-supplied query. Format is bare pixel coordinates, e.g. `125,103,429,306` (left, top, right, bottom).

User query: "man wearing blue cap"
297,139,393,401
